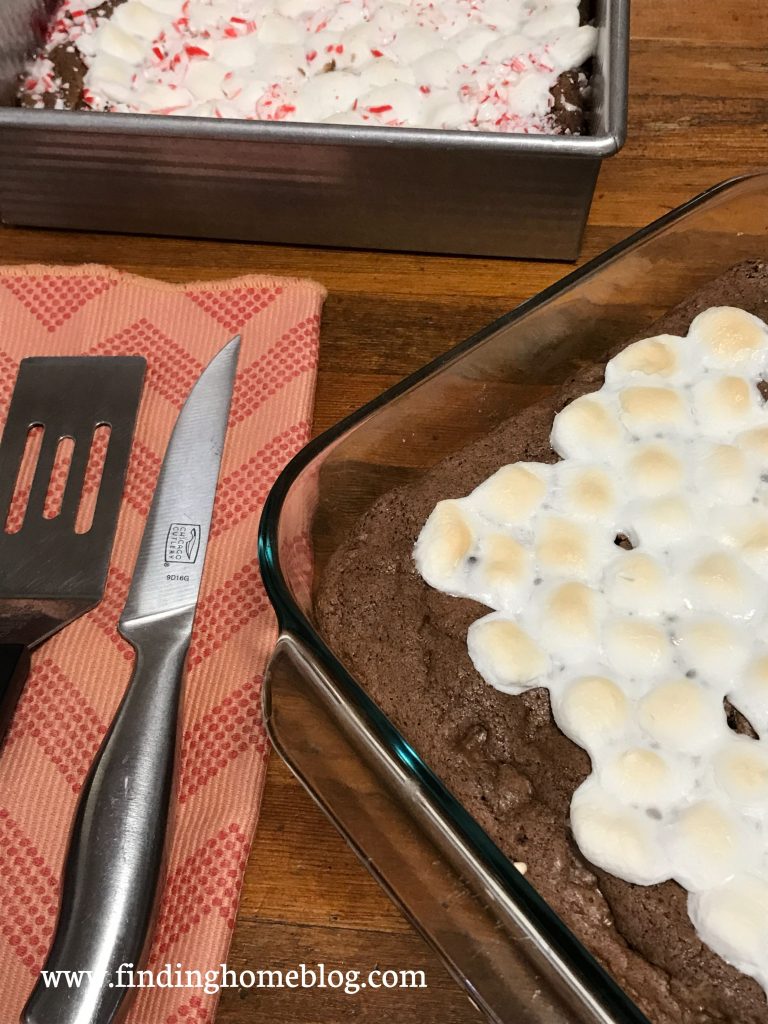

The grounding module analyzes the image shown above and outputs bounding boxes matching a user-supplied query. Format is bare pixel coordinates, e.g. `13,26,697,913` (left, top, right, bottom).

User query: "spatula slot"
43,436,75,520
5,424,44,534
75,424,112,535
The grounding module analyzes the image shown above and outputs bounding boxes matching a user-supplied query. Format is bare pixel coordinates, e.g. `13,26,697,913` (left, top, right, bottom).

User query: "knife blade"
23,336,241,1024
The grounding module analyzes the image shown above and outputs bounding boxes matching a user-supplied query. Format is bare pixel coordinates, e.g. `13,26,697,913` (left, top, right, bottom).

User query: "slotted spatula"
0,356,145,744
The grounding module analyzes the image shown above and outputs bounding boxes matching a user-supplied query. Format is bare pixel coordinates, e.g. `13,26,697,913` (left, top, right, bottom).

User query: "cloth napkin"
0,264,325,1022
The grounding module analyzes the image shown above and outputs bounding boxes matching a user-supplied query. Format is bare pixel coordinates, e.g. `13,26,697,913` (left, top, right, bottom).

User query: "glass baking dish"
259,172,768,1024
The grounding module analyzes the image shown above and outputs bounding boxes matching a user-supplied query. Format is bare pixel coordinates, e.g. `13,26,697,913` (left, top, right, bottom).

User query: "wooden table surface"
2,2,766,1020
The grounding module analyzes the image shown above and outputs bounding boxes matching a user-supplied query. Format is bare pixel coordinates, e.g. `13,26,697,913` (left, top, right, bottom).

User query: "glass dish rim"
258,170,762,1023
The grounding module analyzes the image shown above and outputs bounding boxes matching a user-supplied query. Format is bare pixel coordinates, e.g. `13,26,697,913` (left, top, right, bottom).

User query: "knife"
23,336,241,1024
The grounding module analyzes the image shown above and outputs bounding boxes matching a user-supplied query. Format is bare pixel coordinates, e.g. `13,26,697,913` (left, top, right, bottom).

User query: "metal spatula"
0,356,146,744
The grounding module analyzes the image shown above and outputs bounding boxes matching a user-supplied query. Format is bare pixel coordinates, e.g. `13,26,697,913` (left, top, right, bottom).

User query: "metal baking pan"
0,0,628,258
259,173,768,1022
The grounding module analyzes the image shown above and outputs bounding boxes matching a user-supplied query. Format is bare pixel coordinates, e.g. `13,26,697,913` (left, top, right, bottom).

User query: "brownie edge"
316,261,768,1024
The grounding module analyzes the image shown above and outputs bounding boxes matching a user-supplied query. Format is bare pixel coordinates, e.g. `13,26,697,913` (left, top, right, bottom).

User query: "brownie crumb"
550,69,588,135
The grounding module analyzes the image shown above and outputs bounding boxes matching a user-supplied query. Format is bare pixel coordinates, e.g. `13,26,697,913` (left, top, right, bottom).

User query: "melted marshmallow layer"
414,306,768,995
22,0,594,131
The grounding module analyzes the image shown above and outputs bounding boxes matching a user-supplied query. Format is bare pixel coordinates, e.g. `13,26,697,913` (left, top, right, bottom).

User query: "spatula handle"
0,643,30,745
22,619,189,1024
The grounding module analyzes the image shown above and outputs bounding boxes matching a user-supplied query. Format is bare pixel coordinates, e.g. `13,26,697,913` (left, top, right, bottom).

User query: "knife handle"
0,643,30,746
23,619,190,1024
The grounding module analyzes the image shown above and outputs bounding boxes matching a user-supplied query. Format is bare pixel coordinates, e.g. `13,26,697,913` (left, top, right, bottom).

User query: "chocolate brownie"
316,261,768,1024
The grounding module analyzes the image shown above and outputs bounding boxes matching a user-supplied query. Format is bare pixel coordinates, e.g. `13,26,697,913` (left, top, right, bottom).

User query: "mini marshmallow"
467,615,549,693
471,463,549,527
571,783,669,885
628,494,696,550
482,32,530,62
185,1,219,32
87,54,136,103
212,35,260,69
605,335,684,384
367,2,412,36
550,395,625,461
324,0,369,32
668,801,752,891
414,499,474,589
258,14,305,45
411,48,460,89
482,533,529,585
618,386,688,435
90,23,147,65
691,875,768,985
694,442,756,506
602,616,672,679
295,71,363,120
534,514,601,579
684,548,760,620
451,25,497,62
356,58,417,90
358,82,425,122
624,441,685,498
501,71,552,120
252,44,307,84
473,532,532,610
478,1,524,32
228,74,269,110
554,674,629,748
111,1,167,40
690,306,768,368
553,464,618,523
603,551,679,616
330,23,377,67
548,23,597,69
387,25,441,63
136,81,193,110
535,580,600,660
526,4,580,39
675,617,750,686
692,375,761,435
601,747,685,809
714,737,768,812
184,59,228,102
638,678,725,754
709,506,768,577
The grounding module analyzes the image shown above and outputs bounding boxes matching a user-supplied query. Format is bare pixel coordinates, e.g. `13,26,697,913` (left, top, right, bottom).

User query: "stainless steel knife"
23,336,241,1024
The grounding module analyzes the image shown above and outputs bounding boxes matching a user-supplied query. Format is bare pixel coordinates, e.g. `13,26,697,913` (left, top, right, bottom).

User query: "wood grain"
0,2,766,1020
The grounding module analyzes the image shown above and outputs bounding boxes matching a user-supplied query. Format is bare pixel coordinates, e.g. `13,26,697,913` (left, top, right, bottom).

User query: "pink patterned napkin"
0,264,325,1022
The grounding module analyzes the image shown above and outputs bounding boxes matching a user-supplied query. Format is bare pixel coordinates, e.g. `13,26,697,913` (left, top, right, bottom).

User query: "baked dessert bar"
19,0,594,132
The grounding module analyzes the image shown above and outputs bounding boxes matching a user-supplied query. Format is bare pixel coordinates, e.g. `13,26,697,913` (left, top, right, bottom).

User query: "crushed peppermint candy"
20,0,596,132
